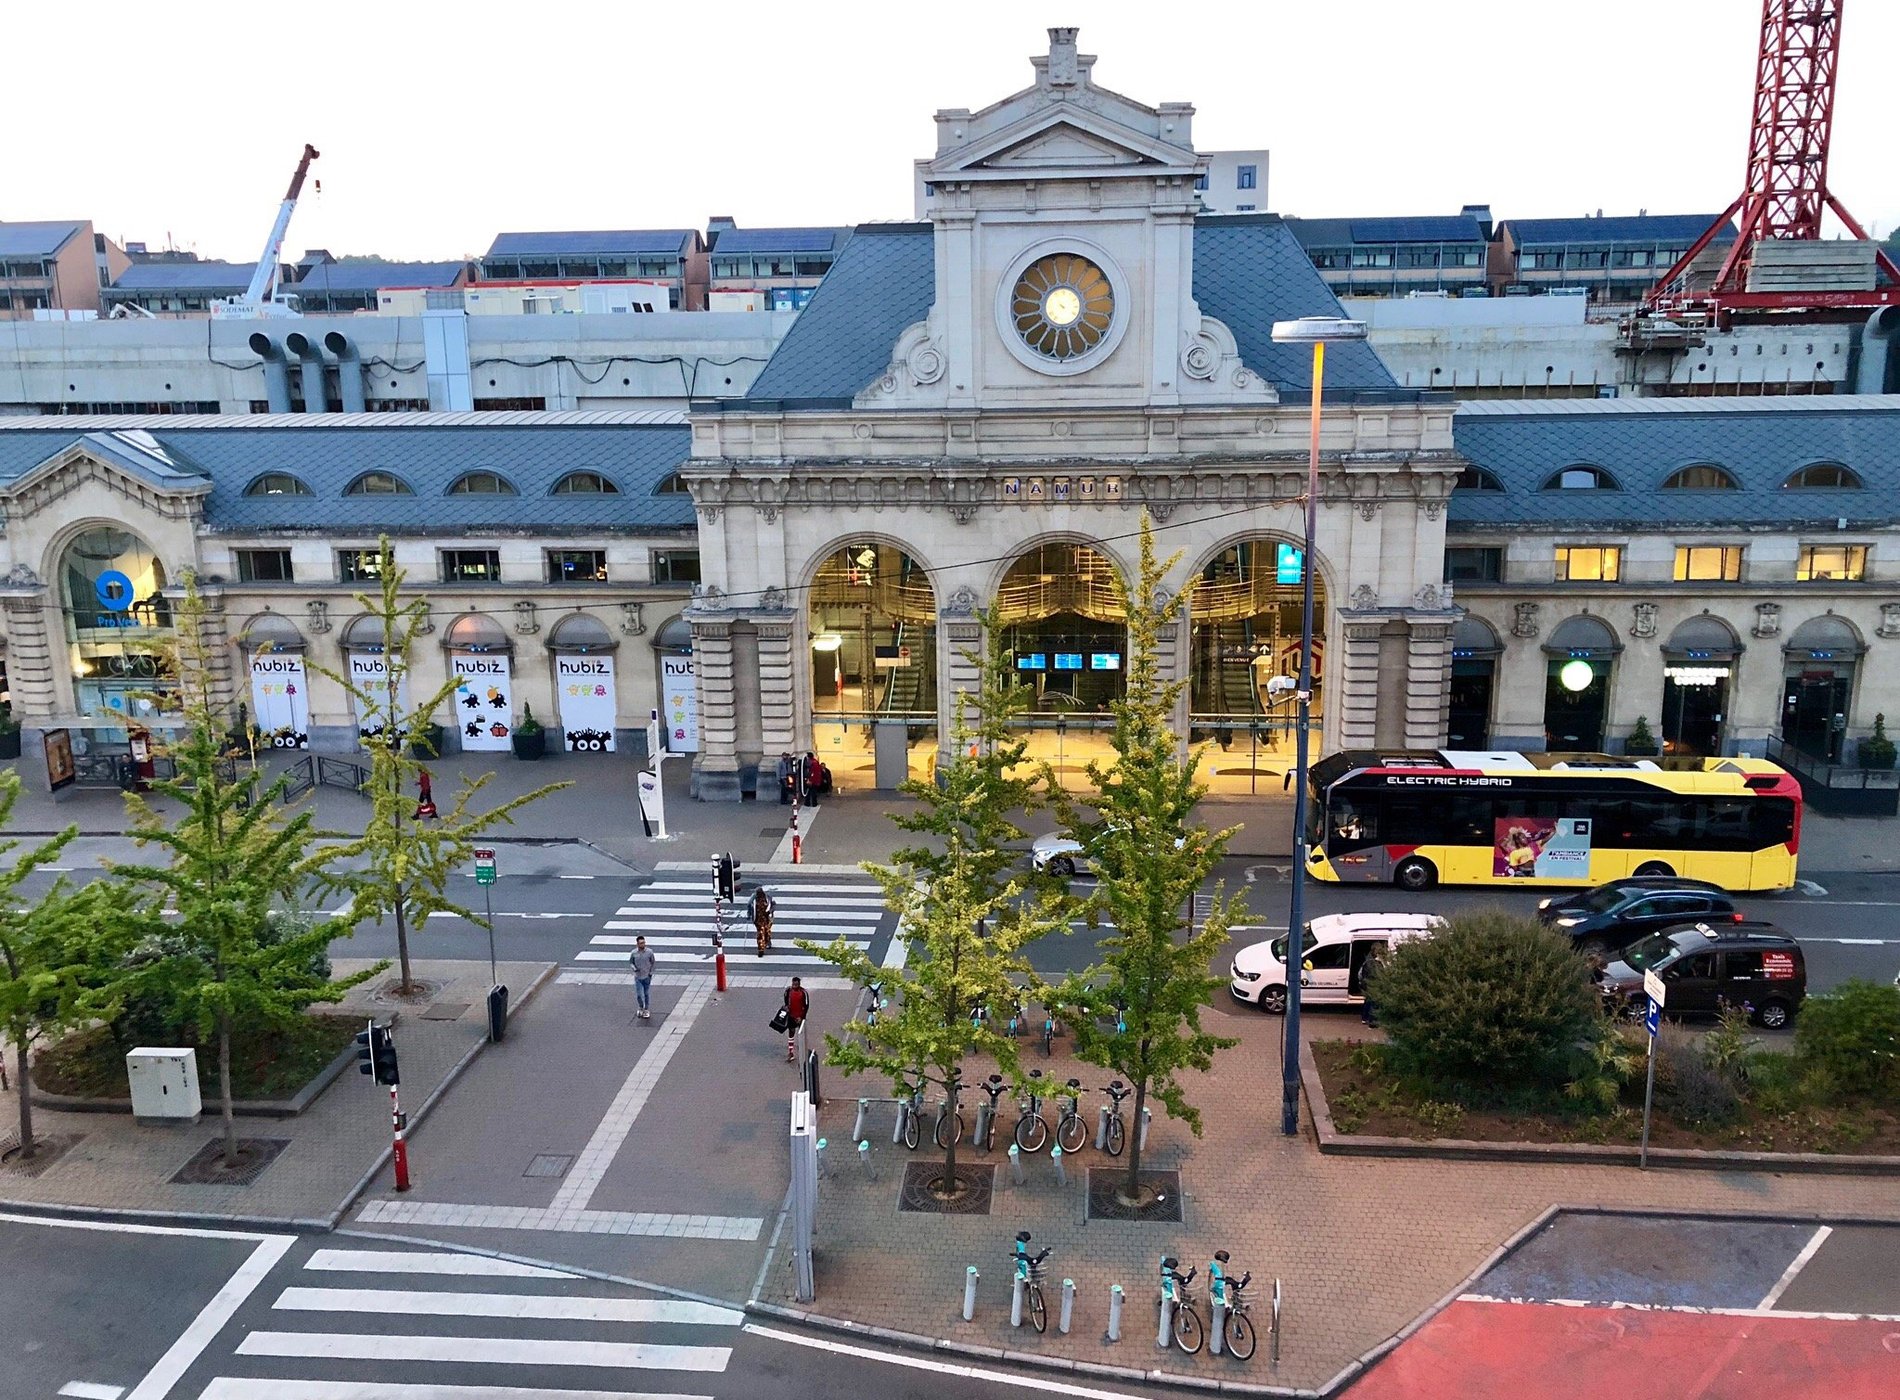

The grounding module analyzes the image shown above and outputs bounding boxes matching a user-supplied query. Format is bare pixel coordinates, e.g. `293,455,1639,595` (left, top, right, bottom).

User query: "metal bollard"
892,1100,905,1145
853,1098,869,1143
1095,1103,1111,1149
816,1138,827,1179
1060,1278,1075,1335
1156,1291,1174,1349
974,1103,993,1152
1106,1284,1124,1342
963,1266,979,1322
1211,1293,1226,1356
858,1139,874,1178
1008,1143,1025,1186
1140,1106,1152,1152
1011,1272,1025,1328
1051,1143,1066,1186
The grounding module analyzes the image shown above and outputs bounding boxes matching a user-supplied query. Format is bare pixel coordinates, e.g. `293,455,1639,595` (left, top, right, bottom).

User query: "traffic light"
712,853,738,902
354,1022,399,1086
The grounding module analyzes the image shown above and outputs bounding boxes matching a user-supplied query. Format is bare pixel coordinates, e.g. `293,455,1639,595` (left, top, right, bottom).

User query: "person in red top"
782,976,810,1062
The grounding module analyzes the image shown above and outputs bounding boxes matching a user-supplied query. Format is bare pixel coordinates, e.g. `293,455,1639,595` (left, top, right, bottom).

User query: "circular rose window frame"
994,237,1130,378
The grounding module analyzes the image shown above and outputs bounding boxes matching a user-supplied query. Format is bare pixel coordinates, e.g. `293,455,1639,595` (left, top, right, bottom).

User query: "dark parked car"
1596,921,1806,1029
1537,876,1741,960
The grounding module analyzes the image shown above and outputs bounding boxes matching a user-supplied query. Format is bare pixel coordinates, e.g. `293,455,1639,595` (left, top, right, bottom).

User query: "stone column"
689,617,743,801
1335,617,1385,749
1160,597,1192,757
0,582,59,723
173,583,239,715
1404,617,1455,749
938,607,983,765
756,619,797,757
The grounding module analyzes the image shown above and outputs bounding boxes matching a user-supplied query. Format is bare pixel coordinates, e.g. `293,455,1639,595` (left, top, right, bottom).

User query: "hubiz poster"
452,653,514,752
662,655,698,752
248,652,309,749
349,652,411,743
557,653,617,752
1493,816,1593,879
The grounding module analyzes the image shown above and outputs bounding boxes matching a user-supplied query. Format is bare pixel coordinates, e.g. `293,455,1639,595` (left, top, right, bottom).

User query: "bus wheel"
1634,861,1674,878
1393,857,1437,892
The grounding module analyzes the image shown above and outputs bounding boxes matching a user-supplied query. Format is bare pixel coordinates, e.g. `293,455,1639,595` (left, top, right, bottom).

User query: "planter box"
0,729,20,760
511,729,547,760
31,1040,357,1120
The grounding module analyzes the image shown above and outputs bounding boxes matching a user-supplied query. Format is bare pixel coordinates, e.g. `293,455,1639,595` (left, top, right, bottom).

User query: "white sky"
6,0,1897,262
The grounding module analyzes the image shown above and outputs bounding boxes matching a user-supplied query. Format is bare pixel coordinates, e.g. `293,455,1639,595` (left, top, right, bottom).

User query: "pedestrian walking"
750,885,776,957
782,975,810,1062
630,935,656,1020
775,751,795,805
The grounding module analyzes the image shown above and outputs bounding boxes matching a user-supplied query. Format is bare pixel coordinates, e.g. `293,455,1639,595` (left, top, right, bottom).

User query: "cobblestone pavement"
757,1001,1900,1394
0,960,550,1225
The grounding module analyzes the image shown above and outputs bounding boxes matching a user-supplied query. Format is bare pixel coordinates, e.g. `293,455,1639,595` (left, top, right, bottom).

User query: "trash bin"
487,984,509,1043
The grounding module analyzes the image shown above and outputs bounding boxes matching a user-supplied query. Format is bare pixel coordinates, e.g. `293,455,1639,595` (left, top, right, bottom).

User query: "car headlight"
1557,916,1582,927
1538,898,1552,911
1233,967,1262,982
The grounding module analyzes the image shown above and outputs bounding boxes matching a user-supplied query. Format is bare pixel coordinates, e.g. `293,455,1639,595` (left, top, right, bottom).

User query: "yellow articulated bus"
1303,750,1801,893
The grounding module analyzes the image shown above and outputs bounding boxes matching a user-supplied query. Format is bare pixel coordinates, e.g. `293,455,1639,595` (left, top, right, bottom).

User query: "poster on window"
249,652,309,749
1493,816,1593,879
556,654,616,752
451,652,514,752
349,652,411,744
662,654,698,753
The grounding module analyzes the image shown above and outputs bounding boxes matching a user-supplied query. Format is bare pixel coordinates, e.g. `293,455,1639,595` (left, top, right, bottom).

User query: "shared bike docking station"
637,711,677,841
473,846,507,1042
789,1089,819,1303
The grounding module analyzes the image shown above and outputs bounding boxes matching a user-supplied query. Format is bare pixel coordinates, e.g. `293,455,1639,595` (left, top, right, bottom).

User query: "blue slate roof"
110,261,256,292
740,214,1397,405
0,417,695,535
1501,214,1735,246
1449,397,1900,531
0,220,86,258
486,230,697,259
294,260,469,293
710,226,851,255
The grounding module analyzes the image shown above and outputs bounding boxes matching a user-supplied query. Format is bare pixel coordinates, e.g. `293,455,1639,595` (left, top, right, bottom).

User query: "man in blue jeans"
630,936,656,1020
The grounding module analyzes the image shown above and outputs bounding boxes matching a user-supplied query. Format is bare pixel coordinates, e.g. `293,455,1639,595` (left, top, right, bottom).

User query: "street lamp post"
1268,315,1367,1137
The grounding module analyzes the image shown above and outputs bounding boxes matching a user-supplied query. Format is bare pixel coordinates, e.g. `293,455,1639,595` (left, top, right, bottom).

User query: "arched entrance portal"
59,525,175,735
1543,615,1620,752
1782,616,1863,763
992,542,1127,782
808,542,937,788
1189,538,1324,790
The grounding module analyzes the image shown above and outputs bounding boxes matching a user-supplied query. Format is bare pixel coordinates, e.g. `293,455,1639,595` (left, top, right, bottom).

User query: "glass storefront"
59,526,175,735
1542,615,1619,752
1188,539,1321,757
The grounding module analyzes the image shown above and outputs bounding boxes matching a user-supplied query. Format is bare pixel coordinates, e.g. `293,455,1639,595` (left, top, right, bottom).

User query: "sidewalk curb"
0,1198,334,1234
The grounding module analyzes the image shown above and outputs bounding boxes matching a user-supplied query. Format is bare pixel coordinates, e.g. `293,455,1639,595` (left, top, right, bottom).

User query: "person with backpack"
781,976,809,1062
629,935,656,1021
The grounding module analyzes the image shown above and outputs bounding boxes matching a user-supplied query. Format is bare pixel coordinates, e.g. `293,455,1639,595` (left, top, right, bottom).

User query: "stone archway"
56,523,175,734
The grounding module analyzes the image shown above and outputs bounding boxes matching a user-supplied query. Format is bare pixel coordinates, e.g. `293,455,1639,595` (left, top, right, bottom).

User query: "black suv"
1537,876,1741,960
1597,921,1806,1029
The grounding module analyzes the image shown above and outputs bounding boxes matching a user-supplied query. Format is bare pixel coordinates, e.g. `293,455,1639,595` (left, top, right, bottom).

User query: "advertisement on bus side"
1494,816,1593,878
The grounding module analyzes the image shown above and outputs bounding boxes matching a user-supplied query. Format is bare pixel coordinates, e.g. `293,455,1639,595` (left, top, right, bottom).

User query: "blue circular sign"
95,570,135,612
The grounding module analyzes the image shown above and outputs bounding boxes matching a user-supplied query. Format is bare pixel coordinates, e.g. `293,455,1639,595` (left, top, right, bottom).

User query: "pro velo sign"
1643,967,1666,1009
474,847,497,885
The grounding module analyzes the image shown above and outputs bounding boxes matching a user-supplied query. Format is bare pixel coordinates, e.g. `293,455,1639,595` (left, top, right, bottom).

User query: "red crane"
1648,0,1899,318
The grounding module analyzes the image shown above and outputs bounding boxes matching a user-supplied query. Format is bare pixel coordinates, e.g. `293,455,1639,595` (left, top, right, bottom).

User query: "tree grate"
170,1137,291,1186
1087,1168,1183,1222
0,1133,85,1178
421,1002,471,1021
898,1160,995,1215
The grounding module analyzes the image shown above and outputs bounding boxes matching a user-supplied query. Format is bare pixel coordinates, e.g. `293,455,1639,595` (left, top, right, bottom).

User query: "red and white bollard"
790,802,802,865
714,932,727,993
390,1084,412,1192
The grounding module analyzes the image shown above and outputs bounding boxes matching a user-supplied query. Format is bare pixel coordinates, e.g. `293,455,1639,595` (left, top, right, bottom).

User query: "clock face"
1011,253,1114,361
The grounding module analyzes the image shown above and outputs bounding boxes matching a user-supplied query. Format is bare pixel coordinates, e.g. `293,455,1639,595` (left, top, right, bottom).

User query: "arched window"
654,472,692,495
1663,464,1738,490
1456,466,1504,492
1782,462,1862,490
1541,465,1620,491
344,470,414,496
244,472,314,497
552,471,620,495
447,470,518,496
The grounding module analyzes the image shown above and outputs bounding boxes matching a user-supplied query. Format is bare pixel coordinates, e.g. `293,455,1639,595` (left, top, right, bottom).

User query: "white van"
1229,912,1443,1014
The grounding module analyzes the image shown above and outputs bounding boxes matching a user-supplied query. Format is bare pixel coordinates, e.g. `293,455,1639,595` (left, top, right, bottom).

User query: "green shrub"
1372,909,1602,1096
1657,1027,1742,1127
1794,980,1900,1101
1564,1018,1644,1114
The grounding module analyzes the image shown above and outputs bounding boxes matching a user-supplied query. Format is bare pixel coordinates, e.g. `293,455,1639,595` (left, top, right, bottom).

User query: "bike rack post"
974,1102,993,1152
1140,1106,1152,1152
1106,1284,1124,1342
1059,1278,1075,1334
1008,1143,1025,1186
1011,1272,1025,1328
892,1099,906,1146
815,1137,827,1179
1051,1143,1067,1187
963,1266,979,1322
1271,1278,1282,1365
853,1098,869,1142
1210,1290,1226,1357
858,1140,874,1178
1156,1291,1174,1349
1095,1103,1110,1149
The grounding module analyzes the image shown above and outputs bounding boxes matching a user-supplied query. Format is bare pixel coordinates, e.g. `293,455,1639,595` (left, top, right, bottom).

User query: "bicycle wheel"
1104,1114,1125,1157
902,1109,920,1151
1015,1113,1048,1153
935,1109,965,1149
1029,1284,1047,1334
1057,1111,1088,1154
1173,1303,1204,1354
1226,1311,1256,1361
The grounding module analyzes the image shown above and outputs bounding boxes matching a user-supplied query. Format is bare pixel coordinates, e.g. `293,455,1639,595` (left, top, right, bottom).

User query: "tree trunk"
393,883,413,994
218,1014,237,1168
13,1036,34,1161
1124,1074,1148,1206
942,1074,959,1195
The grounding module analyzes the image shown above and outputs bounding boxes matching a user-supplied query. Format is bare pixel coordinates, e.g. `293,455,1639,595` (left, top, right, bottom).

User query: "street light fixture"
1269,314,1367,1138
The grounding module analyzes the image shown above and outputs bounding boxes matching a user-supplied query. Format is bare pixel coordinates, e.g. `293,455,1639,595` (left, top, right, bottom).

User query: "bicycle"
1161,1256,1203,1354
896,1073,925,1151
1013,1068,1050,1153
1054,1077,1089,1154
933,1067,966,1149
1040,1002,1059,1057
1004,995,1026,1039
861,982,886,1031
1099,1079,1131,1157
1012,1231,1053,1334
975,1073,1009,1152
1213,1250,1256,1361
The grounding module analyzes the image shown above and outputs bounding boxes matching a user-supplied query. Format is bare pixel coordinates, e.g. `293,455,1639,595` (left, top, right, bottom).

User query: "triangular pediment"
0,437,210,523
975,122,1157,171
927,106,1195,181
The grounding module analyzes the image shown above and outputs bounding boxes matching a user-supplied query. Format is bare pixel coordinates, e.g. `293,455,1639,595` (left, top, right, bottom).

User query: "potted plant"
1624,715,1660,757
511,704,546,760
1860,713,1896,771
0,703,18,760
409,721,446,761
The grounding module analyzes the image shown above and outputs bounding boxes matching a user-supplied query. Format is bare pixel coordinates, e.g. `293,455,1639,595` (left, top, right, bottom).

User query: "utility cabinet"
126,1048,203,1122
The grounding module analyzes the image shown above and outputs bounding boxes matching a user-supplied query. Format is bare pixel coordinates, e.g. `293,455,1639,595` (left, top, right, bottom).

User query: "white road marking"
59,1384,123,1399
1807,938,1896,945
1457,1289,1898,1323
0,1211,271,1243
1759,1225,1833,1310
126,1234,297,1400
560,971,853,991
273,1287,741,1326
557,874,599,879
589,934,870,949
640,880,881,895
603,919,875,934
353,1201,760,1240
742,1322,1155,1398
235,1333,730,1372
303,1249,576,1280
198,1382,711,1400
575,950,844,966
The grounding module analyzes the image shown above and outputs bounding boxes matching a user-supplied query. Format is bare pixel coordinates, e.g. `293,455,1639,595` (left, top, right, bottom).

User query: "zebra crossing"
183,1243,742,1399
570,877,894,974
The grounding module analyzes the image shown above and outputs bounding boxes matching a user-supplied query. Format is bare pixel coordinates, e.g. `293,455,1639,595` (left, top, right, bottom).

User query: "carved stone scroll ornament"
1878,603,1899,640
1753,602,1782,639
1351,584,1378,611
1414,584,1441,611
513,600,540,636
1513,601,1541,639
305,600,332,634
620,601,646,636
1630,602,1658,639
3,563,40,588
861,319,948,403
949,503,979,525
943,586,980,617
760,586,786,612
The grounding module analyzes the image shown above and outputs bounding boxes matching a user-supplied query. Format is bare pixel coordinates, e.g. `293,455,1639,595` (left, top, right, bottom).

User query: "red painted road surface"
1347,1299,1900,1399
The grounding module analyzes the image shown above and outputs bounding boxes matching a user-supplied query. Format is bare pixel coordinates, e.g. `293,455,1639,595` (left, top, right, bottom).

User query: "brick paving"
757,1004,1900,1393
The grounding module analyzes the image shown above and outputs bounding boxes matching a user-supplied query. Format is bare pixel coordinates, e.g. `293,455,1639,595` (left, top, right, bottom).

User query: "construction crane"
210,143,321,320
1645,0,1898,322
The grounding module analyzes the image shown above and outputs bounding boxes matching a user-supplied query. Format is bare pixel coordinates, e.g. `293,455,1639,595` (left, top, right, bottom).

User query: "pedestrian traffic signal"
713,852,739,901
354,1022,399,1086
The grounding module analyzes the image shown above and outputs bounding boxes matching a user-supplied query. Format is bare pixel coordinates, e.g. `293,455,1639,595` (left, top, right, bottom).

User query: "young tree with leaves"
804,617,1069,1196
312,538,564,994
1048,518,1241,1207
0,775,131,1160
115,579,384,1167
